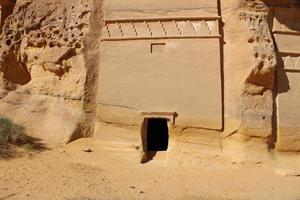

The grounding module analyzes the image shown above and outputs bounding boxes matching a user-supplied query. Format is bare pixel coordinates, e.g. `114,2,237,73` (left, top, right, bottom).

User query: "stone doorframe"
139,112,177,163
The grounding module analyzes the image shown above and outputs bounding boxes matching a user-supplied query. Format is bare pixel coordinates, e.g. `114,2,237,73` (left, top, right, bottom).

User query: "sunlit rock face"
0,0,100,143
0,0,299,160
223,0,300,158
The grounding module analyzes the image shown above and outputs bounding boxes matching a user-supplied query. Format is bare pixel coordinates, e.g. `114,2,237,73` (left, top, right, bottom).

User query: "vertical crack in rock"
237,0,277,148
74,0,103,140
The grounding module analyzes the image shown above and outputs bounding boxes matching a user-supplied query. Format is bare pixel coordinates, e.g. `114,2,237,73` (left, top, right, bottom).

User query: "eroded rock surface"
0,0,101,143
0,0,299,160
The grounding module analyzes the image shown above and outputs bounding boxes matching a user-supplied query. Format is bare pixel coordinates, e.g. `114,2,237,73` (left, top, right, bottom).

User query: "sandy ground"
0,138,300,200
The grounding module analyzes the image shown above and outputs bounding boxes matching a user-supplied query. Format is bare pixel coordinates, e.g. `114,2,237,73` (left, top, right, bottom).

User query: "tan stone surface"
104,0,218,19
1,1,300,199
273,7,300,151
0,0,300,160
0,0,95,143
97,38,222,130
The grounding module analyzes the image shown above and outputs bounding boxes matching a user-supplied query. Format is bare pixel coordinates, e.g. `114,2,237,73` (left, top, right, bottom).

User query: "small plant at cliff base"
0,117,33,159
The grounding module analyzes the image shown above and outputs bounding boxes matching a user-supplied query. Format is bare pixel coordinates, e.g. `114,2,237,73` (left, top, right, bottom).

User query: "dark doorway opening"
146,118,169,151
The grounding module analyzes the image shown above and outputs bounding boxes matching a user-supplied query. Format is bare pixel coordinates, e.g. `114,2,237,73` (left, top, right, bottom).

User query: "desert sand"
1,138,300,200
1,0,300,199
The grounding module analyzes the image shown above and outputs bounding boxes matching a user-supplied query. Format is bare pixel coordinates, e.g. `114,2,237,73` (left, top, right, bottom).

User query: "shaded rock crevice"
74,0,104,140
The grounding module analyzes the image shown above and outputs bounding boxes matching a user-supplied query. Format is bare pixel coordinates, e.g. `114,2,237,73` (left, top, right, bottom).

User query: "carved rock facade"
0,0,300,160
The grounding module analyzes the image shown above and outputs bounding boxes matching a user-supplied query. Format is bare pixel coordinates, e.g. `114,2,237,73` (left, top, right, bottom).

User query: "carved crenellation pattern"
101,18,220,40
281,55,300,70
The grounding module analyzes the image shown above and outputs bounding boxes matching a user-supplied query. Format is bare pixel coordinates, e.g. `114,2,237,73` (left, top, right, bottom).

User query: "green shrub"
0,117,12,144
0,117,47,159
0,117,29,146
0,117,35,159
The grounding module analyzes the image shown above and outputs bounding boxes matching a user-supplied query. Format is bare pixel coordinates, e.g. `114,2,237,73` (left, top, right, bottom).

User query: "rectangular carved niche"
150,43,166,53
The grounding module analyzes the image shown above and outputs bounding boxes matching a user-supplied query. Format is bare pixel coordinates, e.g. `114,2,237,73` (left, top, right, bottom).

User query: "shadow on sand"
0,135,49,160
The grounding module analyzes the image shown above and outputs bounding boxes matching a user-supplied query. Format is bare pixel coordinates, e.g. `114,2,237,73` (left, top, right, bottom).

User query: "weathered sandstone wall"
222,0,277,160
0,0,103,143
0,0,300,159
223,0,300,159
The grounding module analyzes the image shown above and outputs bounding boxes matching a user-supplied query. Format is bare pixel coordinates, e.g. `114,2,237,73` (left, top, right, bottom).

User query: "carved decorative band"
104,16,221,23
280,54,300,70
101,17,221,41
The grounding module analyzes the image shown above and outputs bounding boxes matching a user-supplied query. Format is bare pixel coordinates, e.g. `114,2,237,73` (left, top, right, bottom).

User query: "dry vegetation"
0,117,46,159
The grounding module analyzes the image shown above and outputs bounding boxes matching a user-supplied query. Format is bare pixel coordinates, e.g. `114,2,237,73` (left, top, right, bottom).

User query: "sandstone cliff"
0,0,102,143
0,0,299,160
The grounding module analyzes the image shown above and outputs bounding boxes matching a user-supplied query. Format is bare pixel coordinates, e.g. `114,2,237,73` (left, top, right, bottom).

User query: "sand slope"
0,138,300,200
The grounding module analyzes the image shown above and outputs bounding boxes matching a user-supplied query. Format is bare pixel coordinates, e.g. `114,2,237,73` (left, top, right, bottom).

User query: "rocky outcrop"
223,0,300,159
0,0,15,34
0,0,89,91
0,0,299,159
0,0,102,143
227,1,277,148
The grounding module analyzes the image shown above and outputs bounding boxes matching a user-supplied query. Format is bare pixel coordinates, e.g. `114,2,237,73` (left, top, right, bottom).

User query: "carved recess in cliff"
0,0,90,100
